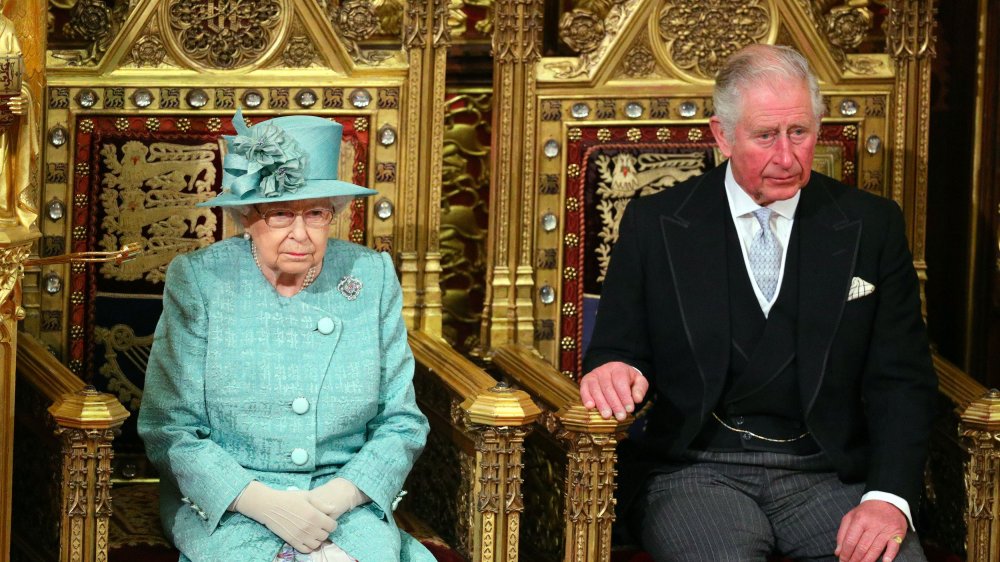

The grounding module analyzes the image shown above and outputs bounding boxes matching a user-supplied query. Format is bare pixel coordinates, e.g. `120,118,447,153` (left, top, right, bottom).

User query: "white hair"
713,44,824,142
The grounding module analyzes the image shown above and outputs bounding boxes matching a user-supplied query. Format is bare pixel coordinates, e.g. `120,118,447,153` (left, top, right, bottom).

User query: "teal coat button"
292,397,309,415
317,317,335,335
290,448,308,466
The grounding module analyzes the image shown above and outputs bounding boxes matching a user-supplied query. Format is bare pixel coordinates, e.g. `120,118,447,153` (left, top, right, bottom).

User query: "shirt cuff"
861,491,914,531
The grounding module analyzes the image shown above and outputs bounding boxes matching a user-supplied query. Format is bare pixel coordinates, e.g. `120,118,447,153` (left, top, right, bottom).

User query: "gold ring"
891,535,903,545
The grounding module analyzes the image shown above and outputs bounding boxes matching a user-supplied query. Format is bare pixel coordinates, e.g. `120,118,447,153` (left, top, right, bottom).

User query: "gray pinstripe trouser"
632,450,927,562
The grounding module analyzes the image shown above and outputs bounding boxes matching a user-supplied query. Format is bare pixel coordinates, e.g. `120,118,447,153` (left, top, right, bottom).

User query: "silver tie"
748,208,782,301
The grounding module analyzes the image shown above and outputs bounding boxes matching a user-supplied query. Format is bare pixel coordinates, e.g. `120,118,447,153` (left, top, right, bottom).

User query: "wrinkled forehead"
738,74,809,100
735,78,815,119
255,197,334,212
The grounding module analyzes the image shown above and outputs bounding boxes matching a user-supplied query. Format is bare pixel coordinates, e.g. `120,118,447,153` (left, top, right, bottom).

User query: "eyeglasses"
254,206,335,228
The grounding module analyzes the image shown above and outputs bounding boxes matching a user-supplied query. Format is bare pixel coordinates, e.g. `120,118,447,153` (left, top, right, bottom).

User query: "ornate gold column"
557,409,622,562
886,0,937,310
0,245,29,555
49,387,129,562
493,343,628,562
400,0,450,337
408,329,540,561
960,390,1000,562
464,383,540,562
0,0,43,554
482,0,544,350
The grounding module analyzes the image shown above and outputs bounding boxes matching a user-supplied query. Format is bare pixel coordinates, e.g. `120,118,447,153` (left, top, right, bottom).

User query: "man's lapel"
659,165,730,416
795,175,861,415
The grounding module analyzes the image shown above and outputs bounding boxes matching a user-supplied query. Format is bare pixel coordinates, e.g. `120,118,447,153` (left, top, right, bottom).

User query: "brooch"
337,275,362,301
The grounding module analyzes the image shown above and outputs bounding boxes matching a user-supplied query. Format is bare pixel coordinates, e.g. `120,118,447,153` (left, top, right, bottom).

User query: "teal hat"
198,109,377,207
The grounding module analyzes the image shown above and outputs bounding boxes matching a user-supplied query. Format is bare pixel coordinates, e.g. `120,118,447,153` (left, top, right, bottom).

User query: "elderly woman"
137,111,434,562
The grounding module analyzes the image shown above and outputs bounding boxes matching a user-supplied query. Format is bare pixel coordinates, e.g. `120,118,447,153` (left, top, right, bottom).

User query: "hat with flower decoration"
197,109,377,207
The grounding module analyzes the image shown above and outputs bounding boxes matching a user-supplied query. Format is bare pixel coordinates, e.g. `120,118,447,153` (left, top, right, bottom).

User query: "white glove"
311,541,356,562
307,477,370,521
233,480,335,553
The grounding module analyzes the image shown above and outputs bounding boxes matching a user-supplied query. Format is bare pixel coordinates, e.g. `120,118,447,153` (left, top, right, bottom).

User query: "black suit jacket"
583,164,937,515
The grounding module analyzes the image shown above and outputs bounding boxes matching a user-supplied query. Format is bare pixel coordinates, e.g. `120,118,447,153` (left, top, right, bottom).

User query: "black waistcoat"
691,213,820,455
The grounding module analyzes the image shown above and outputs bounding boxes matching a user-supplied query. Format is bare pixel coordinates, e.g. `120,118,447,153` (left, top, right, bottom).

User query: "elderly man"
580,44,935,562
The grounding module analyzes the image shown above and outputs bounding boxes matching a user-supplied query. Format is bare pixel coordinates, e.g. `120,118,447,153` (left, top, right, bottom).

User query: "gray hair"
226,196,356,233
225,205,253,229
713,44,824,142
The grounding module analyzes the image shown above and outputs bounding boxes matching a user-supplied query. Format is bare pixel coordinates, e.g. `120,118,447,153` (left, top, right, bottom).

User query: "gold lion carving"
98,141,219,283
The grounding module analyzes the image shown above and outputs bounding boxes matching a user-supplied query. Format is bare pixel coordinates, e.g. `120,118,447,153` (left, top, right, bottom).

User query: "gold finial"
490,380,514,393
961,388,1000,428
463,381,541,426
48,385,130,429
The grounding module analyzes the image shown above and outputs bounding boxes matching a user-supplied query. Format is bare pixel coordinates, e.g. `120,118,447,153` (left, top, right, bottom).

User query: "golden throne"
2,2,998,562
6,1,539,561
479,0,1000,560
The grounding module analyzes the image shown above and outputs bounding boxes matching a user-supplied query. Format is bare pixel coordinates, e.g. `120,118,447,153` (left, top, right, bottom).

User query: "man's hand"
233,481,335,553
835,500,908,562
579,361,648,420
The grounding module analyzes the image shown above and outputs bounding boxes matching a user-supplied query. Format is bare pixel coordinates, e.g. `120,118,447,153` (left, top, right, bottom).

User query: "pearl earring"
243,232,250,240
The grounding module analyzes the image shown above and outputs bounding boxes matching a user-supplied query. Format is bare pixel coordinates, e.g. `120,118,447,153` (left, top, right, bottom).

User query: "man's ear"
709,117,732,158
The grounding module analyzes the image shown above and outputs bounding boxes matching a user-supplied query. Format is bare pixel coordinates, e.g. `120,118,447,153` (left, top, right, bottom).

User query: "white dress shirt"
723,163,799,318
721,162,914,530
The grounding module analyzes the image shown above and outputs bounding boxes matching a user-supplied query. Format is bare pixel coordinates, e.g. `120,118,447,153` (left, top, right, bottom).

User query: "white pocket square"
847,277,875,301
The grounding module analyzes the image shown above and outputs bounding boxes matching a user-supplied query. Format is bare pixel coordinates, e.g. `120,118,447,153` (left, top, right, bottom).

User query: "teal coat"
137,237,433,562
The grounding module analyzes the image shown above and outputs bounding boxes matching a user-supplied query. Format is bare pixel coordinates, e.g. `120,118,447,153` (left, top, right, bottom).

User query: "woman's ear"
239,207,254,230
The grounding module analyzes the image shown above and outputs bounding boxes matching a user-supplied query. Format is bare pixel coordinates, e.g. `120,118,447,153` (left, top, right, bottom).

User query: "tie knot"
752,207,773,228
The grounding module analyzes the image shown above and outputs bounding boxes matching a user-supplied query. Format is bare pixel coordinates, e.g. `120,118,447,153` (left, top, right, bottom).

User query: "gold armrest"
930,351,1000,562
935,353,986,414
960,391,1000,562
16,332,85,401
492,343,630,562
16,332,129,562
407,330,540,562
492,343,631,433
410,330,539,426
